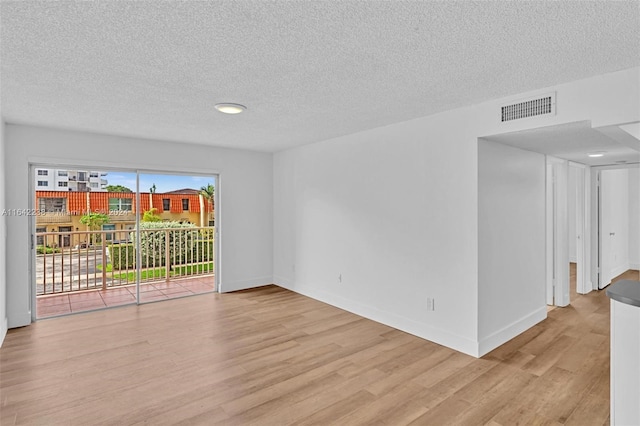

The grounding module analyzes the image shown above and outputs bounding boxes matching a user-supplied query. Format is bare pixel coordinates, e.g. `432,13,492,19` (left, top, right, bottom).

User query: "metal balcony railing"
35,227,215,295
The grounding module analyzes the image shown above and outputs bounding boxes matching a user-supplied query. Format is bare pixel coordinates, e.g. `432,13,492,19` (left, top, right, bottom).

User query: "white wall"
0,116,7,346
478,140,546,354
4,124,273,328
274,67,639,357
629,168,640,270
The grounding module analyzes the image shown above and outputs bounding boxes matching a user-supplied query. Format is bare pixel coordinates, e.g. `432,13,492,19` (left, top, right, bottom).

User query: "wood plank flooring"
1,270,637,425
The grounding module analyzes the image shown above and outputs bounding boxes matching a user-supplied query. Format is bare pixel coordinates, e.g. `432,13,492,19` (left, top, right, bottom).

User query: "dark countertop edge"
606,280,640,308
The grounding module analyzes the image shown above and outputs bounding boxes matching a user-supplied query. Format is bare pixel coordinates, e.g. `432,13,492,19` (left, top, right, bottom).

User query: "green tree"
142,208,162,222
200,183,215,227
200,183,214,201
79,212,110,245
131,221,198,268
106,184,132,193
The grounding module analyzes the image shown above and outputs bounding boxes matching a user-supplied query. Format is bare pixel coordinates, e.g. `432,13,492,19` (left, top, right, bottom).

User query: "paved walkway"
36,275,215,319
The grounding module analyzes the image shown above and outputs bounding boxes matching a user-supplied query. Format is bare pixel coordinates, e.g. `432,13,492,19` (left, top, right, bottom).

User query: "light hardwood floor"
1,270,638,425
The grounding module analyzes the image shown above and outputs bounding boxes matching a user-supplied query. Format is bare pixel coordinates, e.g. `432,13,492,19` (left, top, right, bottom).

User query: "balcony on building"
36,212,72,224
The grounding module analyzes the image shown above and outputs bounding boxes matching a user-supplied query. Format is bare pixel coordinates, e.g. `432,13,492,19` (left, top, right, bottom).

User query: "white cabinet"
608,281,640,426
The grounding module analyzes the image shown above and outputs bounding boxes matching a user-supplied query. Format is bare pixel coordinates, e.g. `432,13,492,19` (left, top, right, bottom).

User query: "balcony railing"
36,227,215,295
36,212,72,224
108,213,136,222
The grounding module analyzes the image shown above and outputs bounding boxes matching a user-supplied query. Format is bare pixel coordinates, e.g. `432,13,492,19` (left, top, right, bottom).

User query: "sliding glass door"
33,166,217,319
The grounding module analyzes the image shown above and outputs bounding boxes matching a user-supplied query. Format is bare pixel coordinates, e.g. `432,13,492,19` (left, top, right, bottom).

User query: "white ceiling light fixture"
587,152,605,158
214,103,246,114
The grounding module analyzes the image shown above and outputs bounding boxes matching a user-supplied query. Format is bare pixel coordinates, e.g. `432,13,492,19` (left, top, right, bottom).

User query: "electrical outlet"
426,297,435,311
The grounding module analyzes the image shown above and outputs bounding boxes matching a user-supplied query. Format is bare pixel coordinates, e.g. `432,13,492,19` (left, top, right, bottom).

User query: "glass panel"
34,168,138,319
137,173,216,303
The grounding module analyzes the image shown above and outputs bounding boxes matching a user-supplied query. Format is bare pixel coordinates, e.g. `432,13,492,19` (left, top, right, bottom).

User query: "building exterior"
34,168,108,192
35,190,214,247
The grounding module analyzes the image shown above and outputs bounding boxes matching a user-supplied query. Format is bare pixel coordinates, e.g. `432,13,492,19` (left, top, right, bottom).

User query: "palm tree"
200,183,215,226
200,183,214,201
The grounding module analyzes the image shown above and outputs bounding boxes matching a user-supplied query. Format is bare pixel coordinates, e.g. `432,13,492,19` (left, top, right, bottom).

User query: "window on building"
77,172,87,181
39,198,66,212
182,199,189,211
163,199,170,210
109,198,133,212
37,181,48,187
90,182,99,188
90,172,99,178
36,227,46,246
57,171,68,177
37,170,48,176
103,224,116,241
58,182,68,187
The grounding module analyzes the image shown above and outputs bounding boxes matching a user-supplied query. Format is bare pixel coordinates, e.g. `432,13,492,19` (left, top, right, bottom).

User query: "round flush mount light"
214,103,246,114
587,152,605,158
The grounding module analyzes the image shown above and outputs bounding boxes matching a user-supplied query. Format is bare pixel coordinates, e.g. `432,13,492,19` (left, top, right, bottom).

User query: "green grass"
36,246,61,254
105,262,214,282
172,263,215,275
96,263,113,273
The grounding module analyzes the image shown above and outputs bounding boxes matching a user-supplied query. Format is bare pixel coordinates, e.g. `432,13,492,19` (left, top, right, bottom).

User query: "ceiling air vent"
501,93,556,122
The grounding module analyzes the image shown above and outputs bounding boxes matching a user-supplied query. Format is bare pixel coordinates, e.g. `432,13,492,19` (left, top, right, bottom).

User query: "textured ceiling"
1,1,639,152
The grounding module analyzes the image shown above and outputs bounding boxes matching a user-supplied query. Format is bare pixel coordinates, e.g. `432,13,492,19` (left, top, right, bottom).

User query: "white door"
599,169,630,289
600,174,614,287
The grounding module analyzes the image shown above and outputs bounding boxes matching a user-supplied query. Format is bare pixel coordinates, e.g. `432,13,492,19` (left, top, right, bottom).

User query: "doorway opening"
32,165,218,319
482,120,639,309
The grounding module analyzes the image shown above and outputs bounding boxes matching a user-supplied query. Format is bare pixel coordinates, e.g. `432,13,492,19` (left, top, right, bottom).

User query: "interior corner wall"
0,117,7,347
477,139,547,356
4,124,273,329
628,168,640,269
273,110,481,356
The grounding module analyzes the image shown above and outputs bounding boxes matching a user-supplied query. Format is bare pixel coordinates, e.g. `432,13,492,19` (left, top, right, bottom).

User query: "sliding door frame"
136,169,220,297
29,158,220,321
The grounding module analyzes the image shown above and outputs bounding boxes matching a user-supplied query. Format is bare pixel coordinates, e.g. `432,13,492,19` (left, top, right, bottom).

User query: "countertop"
606,280,640,308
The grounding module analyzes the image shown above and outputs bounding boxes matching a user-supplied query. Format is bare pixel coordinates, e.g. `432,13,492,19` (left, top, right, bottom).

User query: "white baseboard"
273,276,480,357
629,263,640,271
478,306,547,357
601,264,635,289
610,263,633,284
0,317,7,348
220,275,273,293
273,274,294,288
577,281,594,295
8,312,31,329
